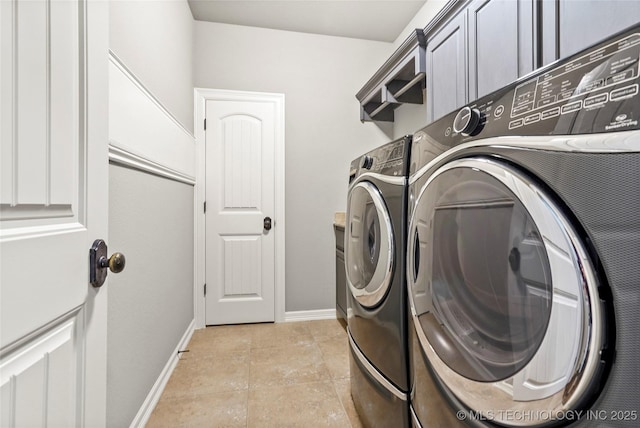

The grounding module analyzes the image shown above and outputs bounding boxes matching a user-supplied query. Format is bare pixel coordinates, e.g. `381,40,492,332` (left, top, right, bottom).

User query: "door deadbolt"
263,216,272,231
90,239,126,287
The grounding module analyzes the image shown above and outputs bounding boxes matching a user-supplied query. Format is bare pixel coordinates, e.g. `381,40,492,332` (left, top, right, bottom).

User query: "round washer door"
407,157,605,426
346,181,394,308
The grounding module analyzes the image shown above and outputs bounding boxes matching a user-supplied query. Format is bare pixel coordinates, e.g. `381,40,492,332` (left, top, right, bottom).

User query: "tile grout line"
148,320,355,426
246,330,256,428
314,326,355,427
331,379,357,428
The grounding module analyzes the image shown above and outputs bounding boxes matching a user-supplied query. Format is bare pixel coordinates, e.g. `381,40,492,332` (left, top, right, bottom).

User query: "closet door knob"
90,239,126,287
101,252,126,274
264,216,273,231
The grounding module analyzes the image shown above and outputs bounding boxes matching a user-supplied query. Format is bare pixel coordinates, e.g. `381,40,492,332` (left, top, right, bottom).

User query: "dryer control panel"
420,24,640,145
350,135,411,181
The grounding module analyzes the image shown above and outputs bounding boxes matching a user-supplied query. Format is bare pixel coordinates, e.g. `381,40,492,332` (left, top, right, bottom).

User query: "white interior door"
205,96,281,325
0,0,108,426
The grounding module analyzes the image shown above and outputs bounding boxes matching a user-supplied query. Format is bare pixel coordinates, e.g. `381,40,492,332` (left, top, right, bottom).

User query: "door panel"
0,0,108,425
205,100,276,325
222,236,261,297
427,11,468,123
541,0,640,66
0,314,81,427
222,115,262,209
1,0,83,345
469,0,534,100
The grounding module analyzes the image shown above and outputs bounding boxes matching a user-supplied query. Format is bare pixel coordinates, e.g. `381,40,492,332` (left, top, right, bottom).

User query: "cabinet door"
427,11,468,123
541,0,640,66
468,0,535,100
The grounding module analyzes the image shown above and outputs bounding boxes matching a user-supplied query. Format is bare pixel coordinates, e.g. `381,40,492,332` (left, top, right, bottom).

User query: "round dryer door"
346,181,394,308
407,157,606,426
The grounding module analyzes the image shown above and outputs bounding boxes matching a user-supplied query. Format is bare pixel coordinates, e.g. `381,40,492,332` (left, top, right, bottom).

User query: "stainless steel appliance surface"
346,136,411,428
407,24,640,428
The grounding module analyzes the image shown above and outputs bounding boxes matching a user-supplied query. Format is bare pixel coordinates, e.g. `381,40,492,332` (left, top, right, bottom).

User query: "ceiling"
187,0,427,43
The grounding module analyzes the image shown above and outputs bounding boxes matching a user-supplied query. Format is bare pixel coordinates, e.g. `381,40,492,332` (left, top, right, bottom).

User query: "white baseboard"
284,309,337,322
129,319,195,428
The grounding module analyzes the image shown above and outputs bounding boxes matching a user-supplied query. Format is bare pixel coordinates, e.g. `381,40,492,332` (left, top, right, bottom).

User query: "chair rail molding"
108,51,196,180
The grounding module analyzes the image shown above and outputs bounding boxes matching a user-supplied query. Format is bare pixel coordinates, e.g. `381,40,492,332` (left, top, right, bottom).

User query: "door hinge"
204,283,207,296
204,201,206,213
204,118,206,130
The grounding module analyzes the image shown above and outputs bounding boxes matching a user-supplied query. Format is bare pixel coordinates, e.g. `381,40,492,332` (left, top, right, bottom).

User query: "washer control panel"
350,136,410,179
419,24,640,145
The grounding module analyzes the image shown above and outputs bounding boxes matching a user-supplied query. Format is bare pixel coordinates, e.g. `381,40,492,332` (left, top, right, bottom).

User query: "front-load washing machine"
346,136,411,427
406,24,640,427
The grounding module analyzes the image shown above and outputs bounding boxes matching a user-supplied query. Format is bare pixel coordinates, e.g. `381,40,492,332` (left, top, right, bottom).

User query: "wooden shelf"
356,29,427,122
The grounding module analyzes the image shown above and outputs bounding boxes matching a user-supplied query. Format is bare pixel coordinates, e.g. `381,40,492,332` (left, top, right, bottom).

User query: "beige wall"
194,21,391,311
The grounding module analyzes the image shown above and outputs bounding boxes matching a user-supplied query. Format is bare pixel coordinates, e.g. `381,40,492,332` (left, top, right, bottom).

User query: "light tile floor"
147,319,363,427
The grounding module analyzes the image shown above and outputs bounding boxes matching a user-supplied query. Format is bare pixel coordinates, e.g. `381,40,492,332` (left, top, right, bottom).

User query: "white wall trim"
109,143,196,185
109,50,194,139
109,54,196,179
129,319,195,428
194,88,286,328
284,309,337,322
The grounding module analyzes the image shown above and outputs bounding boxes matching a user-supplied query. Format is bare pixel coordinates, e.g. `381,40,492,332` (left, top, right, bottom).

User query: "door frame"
193,88,286,328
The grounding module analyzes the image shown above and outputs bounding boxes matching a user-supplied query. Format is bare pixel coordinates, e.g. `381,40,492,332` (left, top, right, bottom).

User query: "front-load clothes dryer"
407,24,640,427
346,136,411,427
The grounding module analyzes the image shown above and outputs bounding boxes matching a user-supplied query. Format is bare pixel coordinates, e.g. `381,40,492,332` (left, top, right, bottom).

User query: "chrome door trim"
349,172,406,189
409,129,640,185
348,329,407,401
406,157,605,427
410,405,422,428
346,181,394,308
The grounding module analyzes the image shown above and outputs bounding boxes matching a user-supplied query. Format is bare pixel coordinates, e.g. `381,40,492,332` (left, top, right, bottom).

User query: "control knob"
453,106,481,136
362,155,374,170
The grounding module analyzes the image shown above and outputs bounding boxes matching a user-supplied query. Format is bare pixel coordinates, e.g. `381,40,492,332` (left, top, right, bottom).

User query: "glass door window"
413,166,552,381
346,181,394,308
407,157,605,425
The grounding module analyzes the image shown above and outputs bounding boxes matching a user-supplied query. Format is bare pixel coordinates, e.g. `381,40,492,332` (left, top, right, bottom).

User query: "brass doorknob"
90,239,126,287
100,252,126,273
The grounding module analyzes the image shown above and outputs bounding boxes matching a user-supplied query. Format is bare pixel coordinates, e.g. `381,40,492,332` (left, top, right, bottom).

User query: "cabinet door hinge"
204,283,207,296
204,118,207,130
204,201,206,213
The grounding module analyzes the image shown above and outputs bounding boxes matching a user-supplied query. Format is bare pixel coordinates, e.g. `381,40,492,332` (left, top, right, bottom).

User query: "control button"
559,91,574,101
584,93,608,108
445,127,451,137
512,103,532,115
610,84,638,102
537,96,555,108
584,78,604,92
524,113,540,124
561,100,583,115
494,105,505,118
541,107,560,120
361,155,373,170
508,119,524,130
453,106,481,136
606,70,634,86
